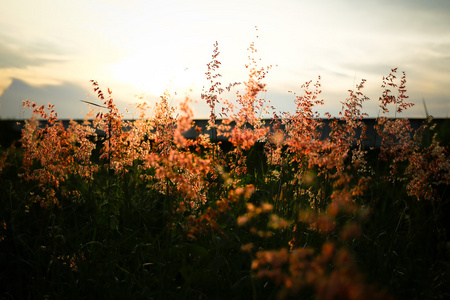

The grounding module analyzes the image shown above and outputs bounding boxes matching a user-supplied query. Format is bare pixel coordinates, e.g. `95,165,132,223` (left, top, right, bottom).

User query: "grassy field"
0,42,449,299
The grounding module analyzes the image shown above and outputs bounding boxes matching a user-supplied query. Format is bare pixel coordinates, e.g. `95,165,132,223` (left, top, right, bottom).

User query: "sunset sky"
1,0,449,120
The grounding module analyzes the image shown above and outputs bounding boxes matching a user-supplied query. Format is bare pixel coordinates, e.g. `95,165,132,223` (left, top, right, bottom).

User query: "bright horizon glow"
0,0,449,119
109,58,204,96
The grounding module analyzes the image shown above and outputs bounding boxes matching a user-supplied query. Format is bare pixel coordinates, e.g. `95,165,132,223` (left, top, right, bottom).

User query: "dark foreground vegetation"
1,39,449,299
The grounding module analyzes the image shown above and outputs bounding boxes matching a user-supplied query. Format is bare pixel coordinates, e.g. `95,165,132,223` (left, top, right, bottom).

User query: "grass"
0,38,449,299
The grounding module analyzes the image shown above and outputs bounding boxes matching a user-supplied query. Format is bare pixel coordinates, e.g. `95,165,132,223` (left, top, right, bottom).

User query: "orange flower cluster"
375,69,449,201
252,244,392,300
186,184,256,239
20,100,97,207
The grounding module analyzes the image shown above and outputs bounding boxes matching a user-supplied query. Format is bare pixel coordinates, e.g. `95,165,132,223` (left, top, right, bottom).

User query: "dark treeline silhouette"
1,118,448,149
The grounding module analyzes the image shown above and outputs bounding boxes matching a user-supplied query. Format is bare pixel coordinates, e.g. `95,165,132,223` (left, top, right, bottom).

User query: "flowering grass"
0,36,449,299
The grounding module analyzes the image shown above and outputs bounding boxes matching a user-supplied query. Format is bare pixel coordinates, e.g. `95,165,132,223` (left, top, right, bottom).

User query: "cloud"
0,33,67,69
0,79,91,120
0,43,51,69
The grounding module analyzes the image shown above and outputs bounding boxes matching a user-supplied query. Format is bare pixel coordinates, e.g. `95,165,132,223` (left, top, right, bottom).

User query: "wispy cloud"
0,34,67,69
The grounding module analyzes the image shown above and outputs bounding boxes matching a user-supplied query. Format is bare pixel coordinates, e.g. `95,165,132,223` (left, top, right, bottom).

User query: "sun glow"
109,54,204,97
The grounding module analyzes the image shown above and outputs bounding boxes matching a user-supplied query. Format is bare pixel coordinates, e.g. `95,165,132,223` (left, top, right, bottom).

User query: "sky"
0,0,449,120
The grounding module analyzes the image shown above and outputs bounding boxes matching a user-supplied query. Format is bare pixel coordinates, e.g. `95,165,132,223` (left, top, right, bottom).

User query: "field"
1,41,449,299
